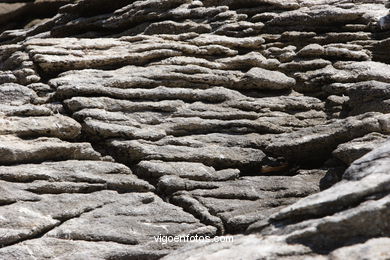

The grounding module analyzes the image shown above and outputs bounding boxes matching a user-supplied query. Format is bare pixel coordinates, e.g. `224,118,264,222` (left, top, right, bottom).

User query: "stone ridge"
0,0,389,259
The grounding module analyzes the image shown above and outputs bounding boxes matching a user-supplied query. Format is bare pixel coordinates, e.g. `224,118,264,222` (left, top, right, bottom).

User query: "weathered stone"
279,58,331,72
0,114,81,139
267,5,366,27
0,135,101,164
0,160,153,193
0,104,52,116
295,61,390,93
372,37,390,64
298,44,371,61
228,95,324,113
347,80,390,115
144,21,212,35
329,238,390,260
162,235,315,260
379,14,390,30
1,0,390,258
27,38,186,73
46,192,217,246
0,83,37,105
217,52,280,70
264,112,390,164
55,85,243,103
175,136,390,258
239,67,296,90
136,160,239,181
323,46,370,61
0,238,166,260
167,171,324,233
0,1,72,34
0,180,40,206
332,133,388,165
297,44,325,57
106,139,267,169
278,194,390,252
343,137,390,181
190,35,265,49
0,191,118,247
253,140,390,252
49,65,236,90
65,96,184,113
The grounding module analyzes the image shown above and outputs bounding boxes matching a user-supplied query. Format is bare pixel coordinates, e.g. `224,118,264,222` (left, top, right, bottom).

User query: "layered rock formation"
0,0,389,259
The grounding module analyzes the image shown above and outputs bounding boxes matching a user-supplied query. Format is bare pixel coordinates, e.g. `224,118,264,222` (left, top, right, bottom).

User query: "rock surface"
0,0,389,259
162,139,390,259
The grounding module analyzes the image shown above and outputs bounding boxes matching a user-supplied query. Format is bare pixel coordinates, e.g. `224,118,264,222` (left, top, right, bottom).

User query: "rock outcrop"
166,139,390,259
0,0,389,259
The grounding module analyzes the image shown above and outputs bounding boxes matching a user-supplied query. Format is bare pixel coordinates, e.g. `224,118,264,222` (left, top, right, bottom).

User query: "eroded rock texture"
0,0,389,259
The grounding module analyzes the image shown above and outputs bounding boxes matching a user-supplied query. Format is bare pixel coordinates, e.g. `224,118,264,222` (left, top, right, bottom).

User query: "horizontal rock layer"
0,0,390,259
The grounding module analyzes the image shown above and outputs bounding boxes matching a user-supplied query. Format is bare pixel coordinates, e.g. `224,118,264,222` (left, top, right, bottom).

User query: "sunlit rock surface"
0,0,389,259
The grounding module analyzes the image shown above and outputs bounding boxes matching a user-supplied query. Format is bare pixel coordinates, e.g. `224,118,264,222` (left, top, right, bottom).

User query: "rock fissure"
1,0,390,259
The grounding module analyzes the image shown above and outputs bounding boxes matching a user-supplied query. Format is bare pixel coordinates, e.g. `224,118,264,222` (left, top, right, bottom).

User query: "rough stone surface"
162,139,390,259
329,238,390,260
0,0,390,259
332,132,388,165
